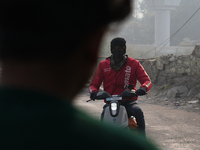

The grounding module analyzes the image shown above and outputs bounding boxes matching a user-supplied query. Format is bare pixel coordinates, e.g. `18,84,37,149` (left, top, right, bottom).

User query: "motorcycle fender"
103,105,128,128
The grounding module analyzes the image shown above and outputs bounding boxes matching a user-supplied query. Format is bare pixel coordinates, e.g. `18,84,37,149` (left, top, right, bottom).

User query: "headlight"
111,103,117,110
111,102,117,116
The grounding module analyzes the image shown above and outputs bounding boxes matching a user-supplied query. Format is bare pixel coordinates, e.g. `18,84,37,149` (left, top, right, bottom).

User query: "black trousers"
101,101,145,133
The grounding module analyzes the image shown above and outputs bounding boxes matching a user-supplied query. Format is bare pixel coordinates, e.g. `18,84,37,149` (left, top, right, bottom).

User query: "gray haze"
100,0,200,59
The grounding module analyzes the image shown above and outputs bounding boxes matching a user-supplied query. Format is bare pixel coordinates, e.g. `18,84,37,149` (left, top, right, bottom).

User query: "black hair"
110,37,126,54
0,0,132,61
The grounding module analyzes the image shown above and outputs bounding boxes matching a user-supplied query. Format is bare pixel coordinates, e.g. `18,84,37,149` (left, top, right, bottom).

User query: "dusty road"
73,94,200,150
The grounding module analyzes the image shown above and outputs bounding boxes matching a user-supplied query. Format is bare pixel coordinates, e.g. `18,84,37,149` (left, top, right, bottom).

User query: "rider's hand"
136,88,146,96
90,91,97,100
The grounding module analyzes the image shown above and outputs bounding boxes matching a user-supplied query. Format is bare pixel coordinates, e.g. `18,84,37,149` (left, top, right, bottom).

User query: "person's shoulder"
99,57,111,65
127,56,140,64
101,57,111,62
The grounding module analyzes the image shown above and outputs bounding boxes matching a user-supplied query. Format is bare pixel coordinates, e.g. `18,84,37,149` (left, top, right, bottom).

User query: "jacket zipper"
115,71,118,86
115,68,124,86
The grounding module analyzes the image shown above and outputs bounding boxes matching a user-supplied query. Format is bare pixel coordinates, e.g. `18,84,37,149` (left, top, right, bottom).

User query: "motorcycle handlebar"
94,90,138,100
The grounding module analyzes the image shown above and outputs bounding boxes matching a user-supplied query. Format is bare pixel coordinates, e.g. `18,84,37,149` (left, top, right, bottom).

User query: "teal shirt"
0,87,158,150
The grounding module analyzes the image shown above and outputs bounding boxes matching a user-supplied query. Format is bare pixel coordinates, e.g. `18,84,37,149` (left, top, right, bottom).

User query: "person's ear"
82,27,108,63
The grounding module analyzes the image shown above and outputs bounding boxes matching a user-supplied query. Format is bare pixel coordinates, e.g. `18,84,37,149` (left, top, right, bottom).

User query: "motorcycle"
87,87,138,132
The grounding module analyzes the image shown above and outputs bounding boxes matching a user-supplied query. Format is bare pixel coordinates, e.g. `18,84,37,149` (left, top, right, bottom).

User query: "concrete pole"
146,0,182,47
155,10,170,46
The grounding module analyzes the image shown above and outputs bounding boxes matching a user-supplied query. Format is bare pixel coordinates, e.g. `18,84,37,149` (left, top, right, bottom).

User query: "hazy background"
99,0,200,59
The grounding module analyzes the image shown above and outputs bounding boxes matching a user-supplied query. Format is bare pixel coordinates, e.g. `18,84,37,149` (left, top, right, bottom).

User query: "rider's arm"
135,62,152,92
89,63,104,93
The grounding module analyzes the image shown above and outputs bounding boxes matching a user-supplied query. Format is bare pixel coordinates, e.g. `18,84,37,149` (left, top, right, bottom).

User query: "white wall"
126,45,194,59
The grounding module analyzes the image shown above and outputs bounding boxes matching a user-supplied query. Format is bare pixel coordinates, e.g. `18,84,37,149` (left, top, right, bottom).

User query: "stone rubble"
138,45,200,115
139,86,200,115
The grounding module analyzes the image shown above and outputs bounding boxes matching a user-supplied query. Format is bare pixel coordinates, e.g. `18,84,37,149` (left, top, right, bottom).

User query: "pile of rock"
139,45,200,114
139,85,200,114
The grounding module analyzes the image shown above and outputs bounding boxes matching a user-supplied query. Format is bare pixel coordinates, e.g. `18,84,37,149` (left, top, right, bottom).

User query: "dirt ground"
74,91,200,150
140,86,200,115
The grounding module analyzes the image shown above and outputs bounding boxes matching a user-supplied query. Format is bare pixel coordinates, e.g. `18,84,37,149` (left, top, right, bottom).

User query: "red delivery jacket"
89,56,152,102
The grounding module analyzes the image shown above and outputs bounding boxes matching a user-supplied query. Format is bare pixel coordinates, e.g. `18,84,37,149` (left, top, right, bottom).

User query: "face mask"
113,49,124,60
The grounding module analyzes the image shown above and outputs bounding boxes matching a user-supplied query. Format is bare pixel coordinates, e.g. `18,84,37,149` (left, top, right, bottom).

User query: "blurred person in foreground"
89,37,152,137
0,0,158,150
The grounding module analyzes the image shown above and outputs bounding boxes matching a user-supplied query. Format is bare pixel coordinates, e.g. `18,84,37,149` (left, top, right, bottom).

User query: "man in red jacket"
89,37,152,135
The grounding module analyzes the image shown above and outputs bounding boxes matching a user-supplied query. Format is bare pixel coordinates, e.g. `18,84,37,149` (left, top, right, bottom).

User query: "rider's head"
111,37,126,62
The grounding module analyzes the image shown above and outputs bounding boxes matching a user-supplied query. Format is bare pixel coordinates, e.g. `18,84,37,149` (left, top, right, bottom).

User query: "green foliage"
110,0,155,45
124,0,155,45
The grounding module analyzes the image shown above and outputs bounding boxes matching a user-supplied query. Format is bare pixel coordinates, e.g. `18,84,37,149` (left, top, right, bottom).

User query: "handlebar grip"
128,85,134,90
120,90,137,97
